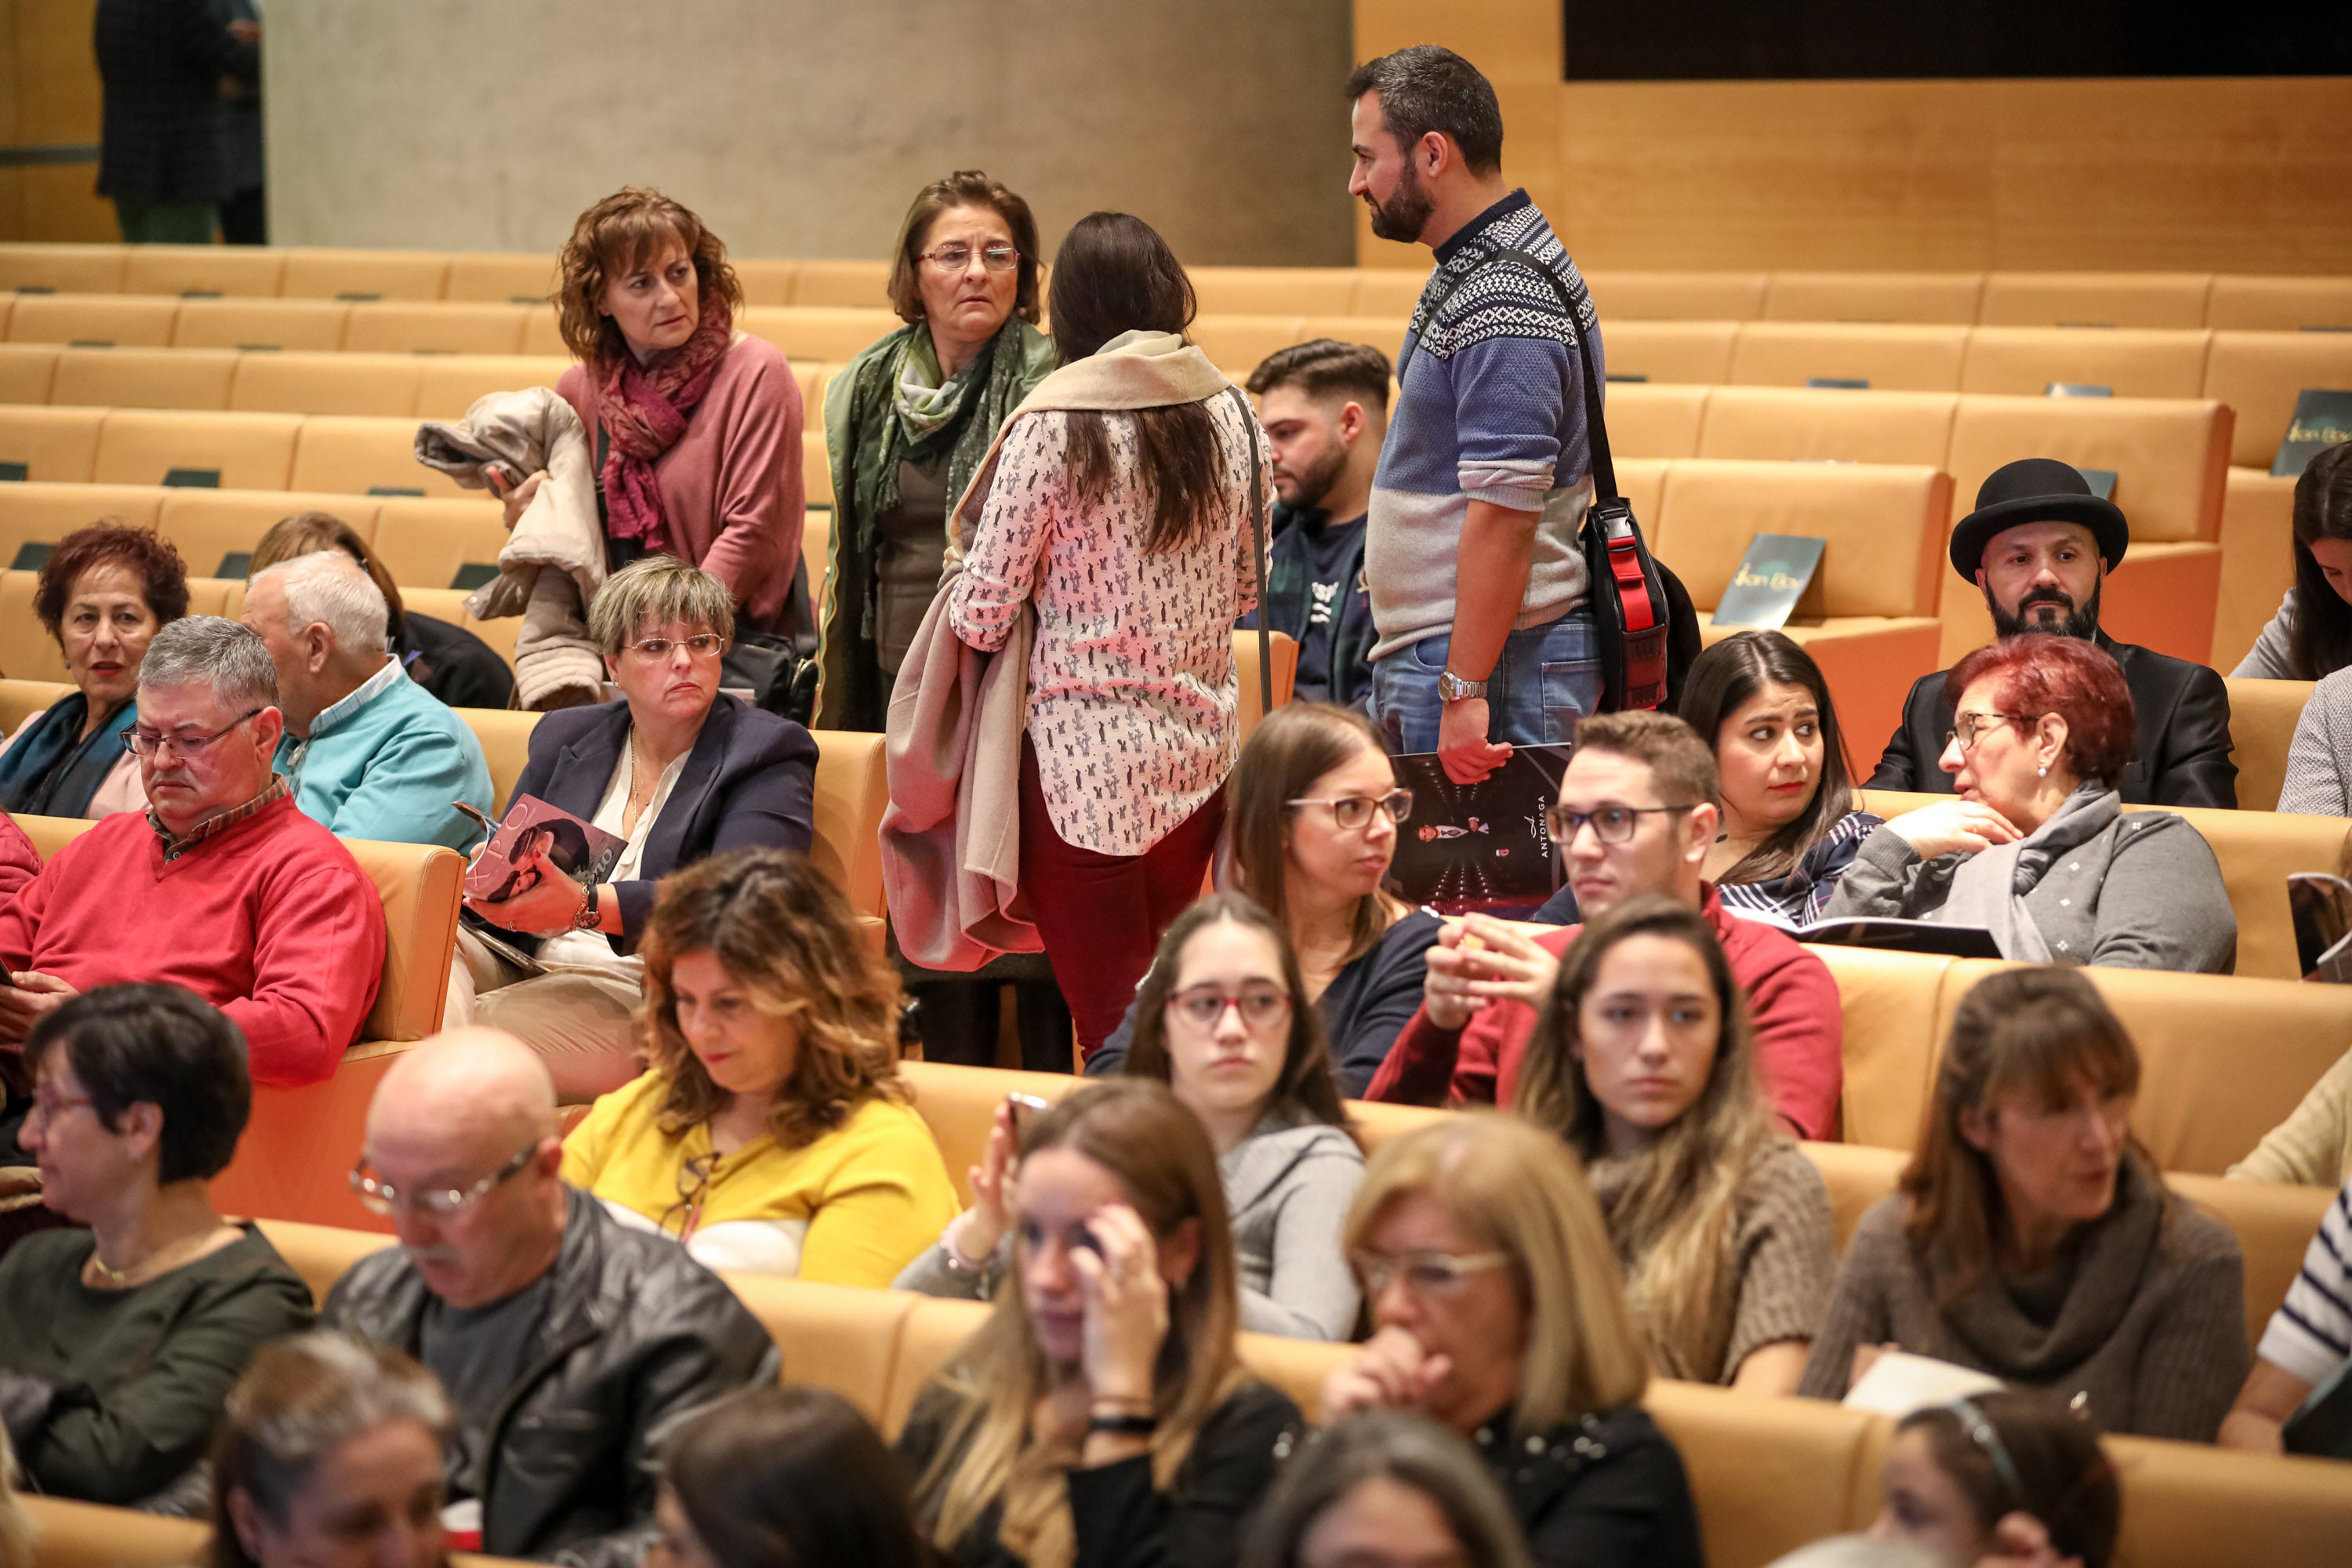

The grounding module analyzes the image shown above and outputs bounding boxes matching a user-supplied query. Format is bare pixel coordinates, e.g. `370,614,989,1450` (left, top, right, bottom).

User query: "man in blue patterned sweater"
1346,45,1606,784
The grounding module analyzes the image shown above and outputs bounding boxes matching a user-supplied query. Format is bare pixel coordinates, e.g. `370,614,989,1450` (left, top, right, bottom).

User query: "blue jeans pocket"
1537,659,1603,745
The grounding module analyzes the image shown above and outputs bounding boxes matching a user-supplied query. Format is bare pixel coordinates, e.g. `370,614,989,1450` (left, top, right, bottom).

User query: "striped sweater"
2258,1176,2352,1386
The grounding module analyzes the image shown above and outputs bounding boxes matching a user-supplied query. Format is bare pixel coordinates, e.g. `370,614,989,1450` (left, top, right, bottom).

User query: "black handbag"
1403,247,1700,713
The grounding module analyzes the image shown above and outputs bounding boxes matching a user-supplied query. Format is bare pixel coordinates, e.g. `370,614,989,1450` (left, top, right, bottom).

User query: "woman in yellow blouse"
561,848,957,1285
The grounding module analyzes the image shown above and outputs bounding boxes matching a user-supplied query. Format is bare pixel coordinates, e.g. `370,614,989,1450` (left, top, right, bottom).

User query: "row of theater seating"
2,241,2347,332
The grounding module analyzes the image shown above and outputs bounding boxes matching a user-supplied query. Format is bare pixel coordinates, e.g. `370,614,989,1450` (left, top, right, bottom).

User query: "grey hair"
140,616,279,710
1238,1412,1532,1568
252,550,389,656
1764,1538,1947,1568
586,555,735,657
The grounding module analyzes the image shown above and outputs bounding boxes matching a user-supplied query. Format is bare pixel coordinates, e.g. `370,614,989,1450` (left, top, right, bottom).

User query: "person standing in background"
209,0,263,245
1345,45,1606,783
93,0,257,244
1240,340,1388,711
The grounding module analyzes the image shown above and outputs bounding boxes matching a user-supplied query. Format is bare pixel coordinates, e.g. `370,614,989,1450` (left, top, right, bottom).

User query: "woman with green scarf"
817,170,1056,733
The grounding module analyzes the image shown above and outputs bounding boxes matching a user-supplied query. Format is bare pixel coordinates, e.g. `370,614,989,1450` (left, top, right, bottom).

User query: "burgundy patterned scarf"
593,289,735,550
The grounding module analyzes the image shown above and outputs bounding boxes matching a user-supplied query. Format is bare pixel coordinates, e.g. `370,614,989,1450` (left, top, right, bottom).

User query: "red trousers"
1018,739,1226,1060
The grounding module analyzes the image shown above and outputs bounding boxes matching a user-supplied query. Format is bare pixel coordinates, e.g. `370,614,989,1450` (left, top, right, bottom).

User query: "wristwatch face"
1438,672,1485,702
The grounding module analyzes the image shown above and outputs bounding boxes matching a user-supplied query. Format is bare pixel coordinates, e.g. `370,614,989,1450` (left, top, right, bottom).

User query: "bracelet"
1087,1412,1157,1437
570,883,604,932
939,1233,990,1275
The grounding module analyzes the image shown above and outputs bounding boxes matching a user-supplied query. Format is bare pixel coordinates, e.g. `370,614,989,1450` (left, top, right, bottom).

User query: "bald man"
321,1029,776,1568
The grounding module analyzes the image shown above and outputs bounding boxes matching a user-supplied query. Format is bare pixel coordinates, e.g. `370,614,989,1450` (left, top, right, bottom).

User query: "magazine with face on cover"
460,794,626,908
1383,743,1573,915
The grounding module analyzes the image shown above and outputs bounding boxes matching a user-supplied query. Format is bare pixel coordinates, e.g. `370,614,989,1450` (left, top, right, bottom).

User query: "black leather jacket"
321,1190,779,1568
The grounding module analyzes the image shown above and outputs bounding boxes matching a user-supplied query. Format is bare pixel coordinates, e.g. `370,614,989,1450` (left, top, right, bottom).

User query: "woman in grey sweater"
898,894,1364,1340
1798,967,2248,1442
2229,441,2352,681
1824,634,2234,974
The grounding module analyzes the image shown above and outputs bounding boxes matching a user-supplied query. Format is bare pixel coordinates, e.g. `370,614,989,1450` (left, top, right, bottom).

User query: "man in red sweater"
0,617,384,1086
1367,710,1842,1138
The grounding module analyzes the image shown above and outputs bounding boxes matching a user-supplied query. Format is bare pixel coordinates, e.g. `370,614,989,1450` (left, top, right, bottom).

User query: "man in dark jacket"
1239,339,1388,710
93,0,259,242
1868,457,2237,808
323,1029,778,1568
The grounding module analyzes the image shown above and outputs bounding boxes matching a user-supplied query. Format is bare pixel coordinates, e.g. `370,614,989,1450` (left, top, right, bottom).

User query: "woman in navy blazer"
456,559,818,1101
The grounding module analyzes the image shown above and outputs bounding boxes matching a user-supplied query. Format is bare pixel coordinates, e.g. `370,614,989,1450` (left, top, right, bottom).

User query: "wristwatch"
1436,670,1488,702
570,883,605,932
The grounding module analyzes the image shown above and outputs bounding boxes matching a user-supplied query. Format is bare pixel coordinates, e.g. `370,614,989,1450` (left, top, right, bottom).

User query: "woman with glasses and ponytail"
1091,703,1443,1095
1317,1112,1701,1568
1871,1391,2119,1568
456,558,819,1101
904,894,1364,1341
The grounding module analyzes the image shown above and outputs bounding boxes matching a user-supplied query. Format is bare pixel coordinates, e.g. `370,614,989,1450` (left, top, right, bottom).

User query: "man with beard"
1868,457,2237,807
1345,45,1606,782
1240,339,1389,708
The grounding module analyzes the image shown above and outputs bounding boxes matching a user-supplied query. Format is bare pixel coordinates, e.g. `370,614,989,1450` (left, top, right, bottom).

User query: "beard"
1989,579,2103,641
1363,158,1436,243
1276,439,1351,513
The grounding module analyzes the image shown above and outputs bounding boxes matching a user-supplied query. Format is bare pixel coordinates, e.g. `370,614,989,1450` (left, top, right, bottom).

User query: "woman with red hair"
1822,635,2234,972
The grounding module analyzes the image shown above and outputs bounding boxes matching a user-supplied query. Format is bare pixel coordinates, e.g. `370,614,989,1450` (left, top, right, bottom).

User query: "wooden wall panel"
9,0,111,242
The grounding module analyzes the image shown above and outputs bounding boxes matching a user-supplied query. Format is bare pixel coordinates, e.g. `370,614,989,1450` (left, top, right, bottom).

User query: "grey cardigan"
1823,813,2237,974
893,1112,1366,1341
2278,662,2352,815
2230,589,2299,680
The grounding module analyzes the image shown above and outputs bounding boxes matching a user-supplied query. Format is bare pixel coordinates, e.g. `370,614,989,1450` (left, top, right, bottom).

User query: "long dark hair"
1675,630,1856,884
663,1386,931,1568
1897,1391,2119,1568
1046,211,1225,556
1226,703,1402,968
1123,893,1348,1132
2285,441,2352,680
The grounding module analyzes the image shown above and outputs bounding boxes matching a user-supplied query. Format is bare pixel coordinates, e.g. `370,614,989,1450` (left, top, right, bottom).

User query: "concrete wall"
263,0,1357,265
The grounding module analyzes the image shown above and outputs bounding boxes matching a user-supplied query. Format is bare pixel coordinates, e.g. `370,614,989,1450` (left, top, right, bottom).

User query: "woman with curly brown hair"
558,846,956,1283
493,188,804,637
0,521,189,818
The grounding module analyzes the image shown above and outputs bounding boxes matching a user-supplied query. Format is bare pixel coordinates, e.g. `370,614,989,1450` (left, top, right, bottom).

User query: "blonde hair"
913,1081,1243,1568
639,849,906,1151
1513,895,1777,1382
1343,1112,1648,1433
588,555,735,658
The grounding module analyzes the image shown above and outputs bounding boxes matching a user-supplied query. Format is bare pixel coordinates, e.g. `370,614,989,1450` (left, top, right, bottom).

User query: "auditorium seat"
1978,272,2214,330
49,346,239,411
731,258,800,307
1598,382,1710,459
1697,386,1955,466
518,303,568,357
804,429,833,505
401,586,521,662
1957,326,2212,400
343,301,528,356
120,242,285,298
1581,319,1737,386
442,251,559,304
456,707,542,814
1347,268,1430,318
0,677,67,735
809,728,889,942
1194,267,1357,316
2203,329,2352,470
1726,323,1970,393
1183,314,1308,371
414,354,575,417
0,479,163,564
1809,946,1953,1150
158,488,380,579
802,503,833,612
0,573,231,681
278,247,452,302
0,242,127,294
5,292,179,348
1761,271,1986,325
785,259,886,308
0,408,104,484
289,415,468,497
1294,314,1406,360
169,296,349,351
367,496,508,590
2214,469,2298,670
0,343,57,403
93,408,300,491
1584,270,1769,321
741,305,900,361
229,350,423,416
2204,274,2352,332
2223,677,2313,813
1236,628,1300,739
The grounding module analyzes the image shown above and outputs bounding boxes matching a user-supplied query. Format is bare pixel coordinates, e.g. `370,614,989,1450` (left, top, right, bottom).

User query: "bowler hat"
1947,457,2129,579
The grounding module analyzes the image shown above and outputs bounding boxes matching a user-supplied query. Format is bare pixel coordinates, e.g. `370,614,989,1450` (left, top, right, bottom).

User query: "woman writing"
458,557,818,1102
1824,636,2235,974
1799,967,2247,1441
561,848,957,1283
1868,1392,2119,1568
0,985,314,1508
1091,703,1441,1095
1319,1114,1703,1568
946,211,1271,1059
2232,439,2352,681
0,523,187,818
908,895,1363,1340
1514,896,1835,1392
1678,630,1879,928
895,1079,1298,1568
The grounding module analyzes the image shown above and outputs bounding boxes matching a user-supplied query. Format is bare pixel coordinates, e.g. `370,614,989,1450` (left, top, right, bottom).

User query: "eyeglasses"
1544,803,1694,845
123,708,263,759
661,1152,717,1243
1166,983,1292,1029
622,632,726,662
24,1091,94,1128
1288,789,1414,830
917,243,1023,274
1944,711,2030,753
349,1142,539,1218
1349,1248,1512,1298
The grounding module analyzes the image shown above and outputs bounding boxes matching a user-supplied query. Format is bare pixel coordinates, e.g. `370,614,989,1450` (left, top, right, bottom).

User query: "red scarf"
593,290,735,550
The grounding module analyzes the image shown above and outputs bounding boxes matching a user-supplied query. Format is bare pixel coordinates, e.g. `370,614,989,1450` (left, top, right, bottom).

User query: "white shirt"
534,730,688,979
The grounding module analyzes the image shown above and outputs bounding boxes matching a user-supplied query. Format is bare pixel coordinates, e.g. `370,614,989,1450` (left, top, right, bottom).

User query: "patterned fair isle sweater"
1366,188,1605,661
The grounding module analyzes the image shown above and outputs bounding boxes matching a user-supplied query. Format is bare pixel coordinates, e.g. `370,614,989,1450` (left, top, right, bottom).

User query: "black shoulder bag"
1399,249,1700,713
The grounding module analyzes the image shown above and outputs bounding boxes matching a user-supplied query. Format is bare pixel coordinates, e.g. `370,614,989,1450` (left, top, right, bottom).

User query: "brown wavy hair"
554,187,745,367
34,522,190,641
638,848,906,1151
1513,895,1776,1382
885,169,1044,327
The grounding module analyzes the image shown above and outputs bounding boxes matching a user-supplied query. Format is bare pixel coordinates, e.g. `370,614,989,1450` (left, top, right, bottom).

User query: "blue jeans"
1369,611,1602,755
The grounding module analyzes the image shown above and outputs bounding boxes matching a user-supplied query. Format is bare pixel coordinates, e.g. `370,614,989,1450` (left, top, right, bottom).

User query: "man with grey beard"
1867,458,2237,808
